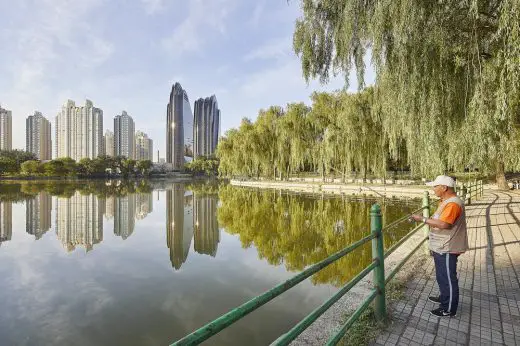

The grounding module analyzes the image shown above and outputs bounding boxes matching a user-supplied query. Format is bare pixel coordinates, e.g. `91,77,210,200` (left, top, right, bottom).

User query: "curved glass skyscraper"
193,95,220,158
166,83,193,170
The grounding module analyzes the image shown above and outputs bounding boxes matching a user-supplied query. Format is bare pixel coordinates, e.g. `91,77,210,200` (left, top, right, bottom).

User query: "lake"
0,180,421,345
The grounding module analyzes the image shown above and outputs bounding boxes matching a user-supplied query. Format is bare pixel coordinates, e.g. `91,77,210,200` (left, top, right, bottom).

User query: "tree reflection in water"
217,185,421,287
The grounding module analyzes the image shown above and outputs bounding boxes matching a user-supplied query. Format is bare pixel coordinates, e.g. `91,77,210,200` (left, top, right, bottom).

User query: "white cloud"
161,0,237,57
141,0,165,15
244,36,292,62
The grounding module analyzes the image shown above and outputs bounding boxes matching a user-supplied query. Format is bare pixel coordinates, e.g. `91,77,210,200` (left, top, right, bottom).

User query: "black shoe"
430,307,456,317
428,296,441,303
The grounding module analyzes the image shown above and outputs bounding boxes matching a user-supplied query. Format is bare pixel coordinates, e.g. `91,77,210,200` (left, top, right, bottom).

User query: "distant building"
55,100,103,160
0,106,12,151
114,111,135,159
104,130,114,157
26,111,52,160
166,83,193,170
135,131,153,161
194,95,220,158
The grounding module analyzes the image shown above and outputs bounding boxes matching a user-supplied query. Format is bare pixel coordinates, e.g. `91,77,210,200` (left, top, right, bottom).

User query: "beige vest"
429,196,469,254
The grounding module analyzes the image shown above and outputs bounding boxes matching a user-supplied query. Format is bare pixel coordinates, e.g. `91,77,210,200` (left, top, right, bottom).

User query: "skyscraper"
166,83,193,170
114,111,135,159
193,95,221,158
55,100,104,160
26,111,52,160
135,131,153,161
0,106,12,151
104,130,114,157
55,192,103,252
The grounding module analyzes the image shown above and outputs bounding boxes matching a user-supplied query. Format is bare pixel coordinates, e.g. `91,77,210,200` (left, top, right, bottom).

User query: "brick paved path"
373,191,520,346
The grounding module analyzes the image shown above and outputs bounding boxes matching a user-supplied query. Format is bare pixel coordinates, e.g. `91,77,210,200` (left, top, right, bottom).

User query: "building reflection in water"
114,195,136,240
166,184,194,269
55,192,103,252
135,193,153,220
104,196,115,219
26,192,52,239
193,193,219,257
0,201,12,246
166,184,220,270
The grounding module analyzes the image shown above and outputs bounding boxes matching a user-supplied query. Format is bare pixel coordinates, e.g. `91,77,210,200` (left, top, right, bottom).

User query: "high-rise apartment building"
166,83,193,170
194,95,221,158
55,100,103,160
114,111,135,159
104,130,114,157
0,106,12,151
135,131,153,161
26,111,52,160
55,192,103,252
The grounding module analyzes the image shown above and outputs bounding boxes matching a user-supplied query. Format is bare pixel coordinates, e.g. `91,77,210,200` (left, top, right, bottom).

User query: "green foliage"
186,157,219,175
293,0,520,186
217,90,394,180
136,160,153,176
0,150,37,174
20,160,43,175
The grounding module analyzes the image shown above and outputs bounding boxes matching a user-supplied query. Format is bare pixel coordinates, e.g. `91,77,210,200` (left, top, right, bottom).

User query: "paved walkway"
373,191,520,346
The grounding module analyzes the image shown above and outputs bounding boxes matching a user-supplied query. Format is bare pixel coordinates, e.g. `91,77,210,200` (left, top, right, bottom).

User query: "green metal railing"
458,179,484,205
171,183,483,346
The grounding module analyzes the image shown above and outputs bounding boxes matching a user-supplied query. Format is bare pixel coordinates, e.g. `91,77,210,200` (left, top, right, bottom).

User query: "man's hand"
410,214,453,230
411,214,424,222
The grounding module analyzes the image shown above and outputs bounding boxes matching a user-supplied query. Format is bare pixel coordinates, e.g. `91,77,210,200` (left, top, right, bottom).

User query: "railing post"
461,184,467,204
467,182,472,205
422,191,430,253
370,204,386,321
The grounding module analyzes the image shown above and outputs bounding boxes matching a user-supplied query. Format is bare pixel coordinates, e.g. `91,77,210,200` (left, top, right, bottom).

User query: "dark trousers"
433,252,460,313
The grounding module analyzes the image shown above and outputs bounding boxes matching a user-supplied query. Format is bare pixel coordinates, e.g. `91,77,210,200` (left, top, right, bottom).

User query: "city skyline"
0,2,358,157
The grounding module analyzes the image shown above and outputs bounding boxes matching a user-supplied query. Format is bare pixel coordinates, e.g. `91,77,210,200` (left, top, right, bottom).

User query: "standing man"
411,175,468,317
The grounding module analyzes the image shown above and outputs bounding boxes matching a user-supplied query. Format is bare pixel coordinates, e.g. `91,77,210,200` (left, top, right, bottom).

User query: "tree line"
0,150,153,177
217,88,406,181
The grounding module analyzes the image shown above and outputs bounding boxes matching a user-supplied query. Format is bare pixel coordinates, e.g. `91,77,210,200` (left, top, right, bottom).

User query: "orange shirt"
439,202,462,225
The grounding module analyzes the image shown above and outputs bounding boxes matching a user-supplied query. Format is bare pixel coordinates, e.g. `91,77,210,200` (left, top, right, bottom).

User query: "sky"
0,0,373,158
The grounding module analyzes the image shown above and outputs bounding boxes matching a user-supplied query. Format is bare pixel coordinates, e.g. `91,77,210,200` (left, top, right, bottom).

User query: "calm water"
0,180,421,346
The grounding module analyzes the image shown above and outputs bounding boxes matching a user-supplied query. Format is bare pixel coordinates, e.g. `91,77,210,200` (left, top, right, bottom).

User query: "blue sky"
0,0,372,157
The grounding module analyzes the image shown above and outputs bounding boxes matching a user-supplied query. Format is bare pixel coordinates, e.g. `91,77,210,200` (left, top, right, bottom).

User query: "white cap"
426,175,455,187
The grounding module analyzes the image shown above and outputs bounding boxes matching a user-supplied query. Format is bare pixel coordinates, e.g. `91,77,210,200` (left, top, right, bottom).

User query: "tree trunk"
496,160,509,190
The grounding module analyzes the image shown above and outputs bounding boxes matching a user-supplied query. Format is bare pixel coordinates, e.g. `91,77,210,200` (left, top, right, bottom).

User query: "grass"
338,254,428,345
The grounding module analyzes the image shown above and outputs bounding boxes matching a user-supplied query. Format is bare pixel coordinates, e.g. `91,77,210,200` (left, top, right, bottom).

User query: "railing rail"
171,180,483,346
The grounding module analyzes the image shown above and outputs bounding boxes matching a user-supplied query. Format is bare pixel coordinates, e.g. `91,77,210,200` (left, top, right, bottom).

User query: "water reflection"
26,191,52,239
0,201,12,246
55,191,104,252
0,181,419,284
217,185,420,287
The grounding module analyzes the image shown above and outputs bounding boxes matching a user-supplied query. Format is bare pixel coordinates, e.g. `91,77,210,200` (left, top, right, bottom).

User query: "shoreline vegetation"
0,150,219,179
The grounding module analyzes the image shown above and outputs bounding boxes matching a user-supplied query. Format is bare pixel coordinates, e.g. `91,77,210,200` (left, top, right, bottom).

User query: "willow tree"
294,0,520,188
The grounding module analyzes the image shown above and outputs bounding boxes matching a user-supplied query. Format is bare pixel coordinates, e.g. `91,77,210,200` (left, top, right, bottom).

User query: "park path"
372,190,520,346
